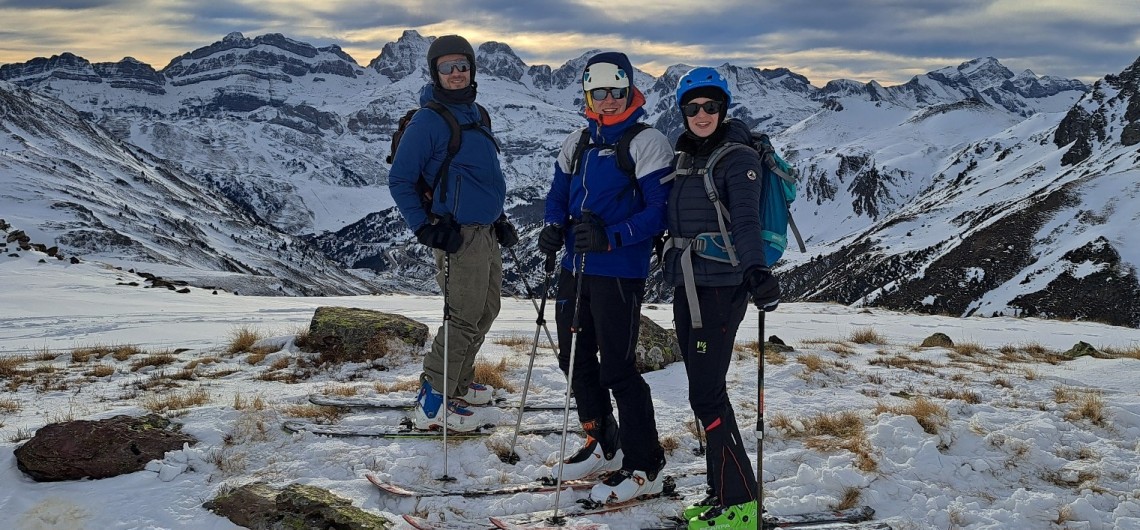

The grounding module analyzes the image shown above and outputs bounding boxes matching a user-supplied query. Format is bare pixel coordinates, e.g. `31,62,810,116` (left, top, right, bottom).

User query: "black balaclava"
427,35,477,105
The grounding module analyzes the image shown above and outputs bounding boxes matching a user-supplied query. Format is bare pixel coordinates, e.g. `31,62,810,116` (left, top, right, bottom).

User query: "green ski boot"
688,500,757,529
682,492,718,520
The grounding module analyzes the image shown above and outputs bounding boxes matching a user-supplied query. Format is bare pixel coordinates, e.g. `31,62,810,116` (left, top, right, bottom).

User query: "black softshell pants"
555,268,665,473
674,283,758,506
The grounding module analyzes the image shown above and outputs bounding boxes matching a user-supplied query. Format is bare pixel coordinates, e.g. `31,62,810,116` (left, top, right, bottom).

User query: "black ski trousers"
555,269,664,473
674,283,758,506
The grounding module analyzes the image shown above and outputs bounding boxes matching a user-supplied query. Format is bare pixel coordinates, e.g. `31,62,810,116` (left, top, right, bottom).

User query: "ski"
308,394,576,411
369,473,597,498
282,419,568,439
402,513,491,530
639,505,883,529
766,505,878,527
368,464,707,498
488,478,699,529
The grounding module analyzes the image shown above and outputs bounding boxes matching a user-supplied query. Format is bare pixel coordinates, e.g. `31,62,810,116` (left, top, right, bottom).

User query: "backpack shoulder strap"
568,127,591,176
615,122,651,177
422,101,463,157
699,141,756,267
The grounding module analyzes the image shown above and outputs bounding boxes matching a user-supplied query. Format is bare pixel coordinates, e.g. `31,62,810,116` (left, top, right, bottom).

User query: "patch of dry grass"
281,404,341,423
660,435,680,454
1101,345,1140,360
320,384,361,397
493,334,532,348
835,486,864,510
141,387,211,413
797,353,826,373
87,364,115,378
233,393,267,411
72,344,143,363
184,356,221,370
932,387,981,404
777,410,877,473
226,326,262,355
130,354,178,372
867,354,942,375
0,355,31,377
951,341,987,356
474,358,515,393
0,397,21,414
874,397,948,435
850,327,886,345
372,379,422,394
1055,385,1107,427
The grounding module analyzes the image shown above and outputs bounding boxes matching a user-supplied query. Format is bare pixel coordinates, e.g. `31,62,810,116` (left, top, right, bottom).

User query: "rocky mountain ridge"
2,31,1138,325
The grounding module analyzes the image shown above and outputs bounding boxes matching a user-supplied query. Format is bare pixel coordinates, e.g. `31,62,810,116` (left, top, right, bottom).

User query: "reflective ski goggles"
681,100,724,117
437,59,471,75
589,87,628,101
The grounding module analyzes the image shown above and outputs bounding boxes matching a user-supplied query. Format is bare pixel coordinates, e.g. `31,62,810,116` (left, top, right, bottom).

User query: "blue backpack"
693,131,805,267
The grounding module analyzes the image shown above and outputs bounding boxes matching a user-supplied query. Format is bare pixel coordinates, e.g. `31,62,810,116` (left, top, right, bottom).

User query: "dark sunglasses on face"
437,59,471,75
682,100,724,117
589,87,628,101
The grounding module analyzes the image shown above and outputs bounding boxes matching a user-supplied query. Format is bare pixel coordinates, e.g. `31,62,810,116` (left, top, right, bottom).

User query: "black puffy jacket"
663,119,766,288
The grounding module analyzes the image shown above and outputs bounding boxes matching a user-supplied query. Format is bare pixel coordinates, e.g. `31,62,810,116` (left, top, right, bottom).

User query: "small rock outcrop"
14,414,197,481
921,333,955,348
307,306,428,363
205,482,392,530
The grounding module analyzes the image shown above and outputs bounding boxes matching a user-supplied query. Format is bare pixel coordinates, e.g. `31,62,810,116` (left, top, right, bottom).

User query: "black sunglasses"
681,100,724,117
589,87,628,101
437,59,471,75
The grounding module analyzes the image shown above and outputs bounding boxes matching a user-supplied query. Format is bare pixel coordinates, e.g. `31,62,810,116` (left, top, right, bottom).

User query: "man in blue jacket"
536,51,672,503
388,34,517,432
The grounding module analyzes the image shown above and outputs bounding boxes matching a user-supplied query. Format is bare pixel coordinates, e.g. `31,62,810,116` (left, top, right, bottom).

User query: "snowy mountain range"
1,30,1138,326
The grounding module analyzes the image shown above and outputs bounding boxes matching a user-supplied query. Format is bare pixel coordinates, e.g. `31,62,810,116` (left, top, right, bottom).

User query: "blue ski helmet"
675,67,730,107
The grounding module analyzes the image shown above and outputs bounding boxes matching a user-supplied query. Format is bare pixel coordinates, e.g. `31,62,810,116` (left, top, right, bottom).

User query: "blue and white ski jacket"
544,88,673,279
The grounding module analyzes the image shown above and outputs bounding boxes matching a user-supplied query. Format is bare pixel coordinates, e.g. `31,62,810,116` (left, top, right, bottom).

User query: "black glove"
415,218,463,253
538,224,564,255
746,266,781,311
493,214,519,248
572,210,610,253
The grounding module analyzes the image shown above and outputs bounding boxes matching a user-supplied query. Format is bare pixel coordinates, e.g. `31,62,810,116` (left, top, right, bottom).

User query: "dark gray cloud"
1,0,1137,84
0,0,122,8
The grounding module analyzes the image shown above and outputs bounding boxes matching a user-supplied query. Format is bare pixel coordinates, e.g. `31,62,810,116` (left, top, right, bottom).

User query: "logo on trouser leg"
696,340,708,353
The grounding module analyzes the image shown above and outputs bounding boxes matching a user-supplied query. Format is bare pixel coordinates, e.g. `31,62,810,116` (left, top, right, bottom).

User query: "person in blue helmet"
388,34,518,432
535,51,673,504
660,67,780,529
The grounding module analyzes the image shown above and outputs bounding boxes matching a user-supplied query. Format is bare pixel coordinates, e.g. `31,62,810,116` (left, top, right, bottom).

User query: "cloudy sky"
1,0,1138,86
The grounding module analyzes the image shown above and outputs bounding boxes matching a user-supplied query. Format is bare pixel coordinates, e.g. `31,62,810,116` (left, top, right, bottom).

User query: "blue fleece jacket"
388,84,506,231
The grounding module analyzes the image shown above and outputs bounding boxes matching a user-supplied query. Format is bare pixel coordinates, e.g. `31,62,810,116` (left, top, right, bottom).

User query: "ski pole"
506,246,559,355
438,251,455,482
549,250,586,526
757,308,765,506
501,251,557,464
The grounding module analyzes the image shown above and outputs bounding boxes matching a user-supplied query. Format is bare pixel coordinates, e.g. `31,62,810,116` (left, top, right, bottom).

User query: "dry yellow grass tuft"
226,326,262,355
282,404,341,423
493,334,532,348
932,387,981,404
142,387,211,413
1055,386,1107,427
874,397,948,435
87,364,116,378
373,379,422,394
951,342,987,356
130,354,178,372
0,397,21,414
474,358,516,393
850,327,886,345
797,353,826,373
